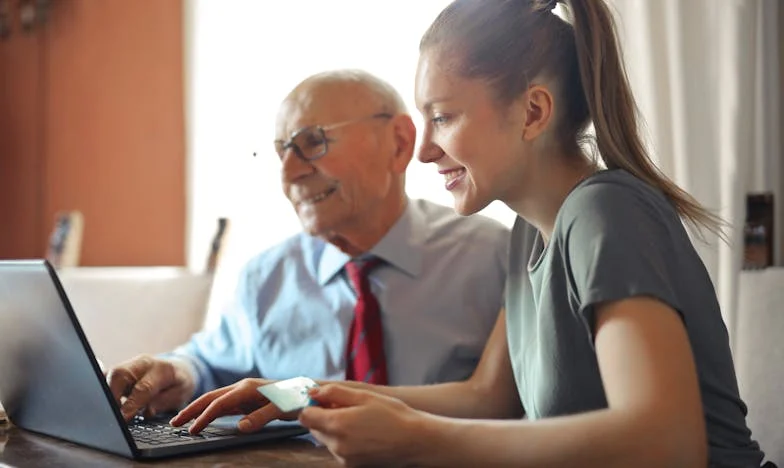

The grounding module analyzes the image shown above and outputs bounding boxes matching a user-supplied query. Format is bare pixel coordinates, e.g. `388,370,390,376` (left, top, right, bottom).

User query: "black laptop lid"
0,260,135,458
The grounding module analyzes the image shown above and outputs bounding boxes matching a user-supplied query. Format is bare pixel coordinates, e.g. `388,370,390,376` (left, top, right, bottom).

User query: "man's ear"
389,114,416,173
521,84,554,141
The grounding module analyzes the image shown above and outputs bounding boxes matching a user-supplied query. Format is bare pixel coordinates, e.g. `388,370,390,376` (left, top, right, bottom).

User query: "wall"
0,14,42,260
0,0,185,266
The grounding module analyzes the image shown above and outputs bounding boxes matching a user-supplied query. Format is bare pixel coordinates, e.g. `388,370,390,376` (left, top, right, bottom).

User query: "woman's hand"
300,384,431,467
169,378,291,434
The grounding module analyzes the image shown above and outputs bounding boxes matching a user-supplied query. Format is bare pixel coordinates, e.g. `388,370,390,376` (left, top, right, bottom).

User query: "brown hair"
420,0,723,238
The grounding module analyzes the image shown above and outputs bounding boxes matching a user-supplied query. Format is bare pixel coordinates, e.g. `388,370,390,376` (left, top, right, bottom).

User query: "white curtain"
608,0,781,347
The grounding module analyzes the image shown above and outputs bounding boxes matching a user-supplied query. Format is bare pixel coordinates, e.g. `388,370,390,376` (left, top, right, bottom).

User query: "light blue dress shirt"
173,199,509,395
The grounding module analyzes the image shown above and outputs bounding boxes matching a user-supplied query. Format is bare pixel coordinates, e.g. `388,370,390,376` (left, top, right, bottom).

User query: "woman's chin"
452,196,485,217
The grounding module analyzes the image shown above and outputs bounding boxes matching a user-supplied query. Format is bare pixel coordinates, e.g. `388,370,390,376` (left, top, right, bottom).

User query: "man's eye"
274,142,286,159
301,134,326,148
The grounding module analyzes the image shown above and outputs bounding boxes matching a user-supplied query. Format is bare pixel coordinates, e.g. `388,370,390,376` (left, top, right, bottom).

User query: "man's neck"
325,197,408,257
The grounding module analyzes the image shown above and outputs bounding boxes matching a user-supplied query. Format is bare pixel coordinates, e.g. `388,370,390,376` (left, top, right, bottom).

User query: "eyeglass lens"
275,127,328,161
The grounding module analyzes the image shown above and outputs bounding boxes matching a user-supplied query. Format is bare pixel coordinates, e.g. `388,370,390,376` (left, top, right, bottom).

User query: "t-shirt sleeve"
560,183,683,341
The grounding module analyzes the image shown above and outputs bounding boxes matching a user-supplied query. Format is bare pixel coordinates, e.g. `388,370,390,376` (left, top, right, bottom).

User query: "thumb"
308,383,369,408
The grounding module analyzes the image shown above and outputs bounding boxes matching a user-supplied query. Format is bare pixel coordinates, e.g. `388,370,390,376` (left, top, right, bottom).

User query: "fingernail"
238,419,251,431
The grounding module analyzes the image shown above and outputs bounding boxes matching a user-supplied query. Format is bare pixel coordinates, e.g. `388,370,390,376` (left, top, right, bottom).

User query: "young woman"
172,1,771,466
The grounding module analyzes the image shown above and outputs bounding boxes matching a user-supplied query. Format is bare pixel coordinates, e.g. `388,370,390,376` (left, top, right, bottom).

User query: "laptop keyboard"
129,417,236,446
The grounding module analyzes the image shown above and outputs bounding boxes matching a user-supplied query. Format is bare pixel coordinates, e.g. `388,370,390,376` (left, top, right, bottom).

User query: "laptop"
0,259,309,459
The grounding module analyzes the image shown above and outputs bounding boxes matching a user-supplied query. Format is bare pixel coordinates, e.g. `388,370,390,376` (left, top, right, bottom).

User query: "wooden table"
0,425,341,467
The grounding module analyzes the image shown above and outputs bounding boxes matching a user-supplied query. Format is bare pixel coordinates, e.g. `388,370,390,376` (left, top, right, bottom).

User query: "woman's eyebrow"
420,97,455,113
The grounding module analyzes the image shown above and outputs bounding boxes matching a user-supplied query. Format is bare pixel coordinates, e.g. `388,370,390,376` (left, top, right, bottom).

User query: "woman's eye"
431,115,449,125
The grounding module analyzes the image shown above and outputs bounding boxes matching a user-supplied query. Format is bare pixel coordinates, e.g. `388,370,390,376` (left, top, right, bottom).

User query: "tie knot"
345,257,382,290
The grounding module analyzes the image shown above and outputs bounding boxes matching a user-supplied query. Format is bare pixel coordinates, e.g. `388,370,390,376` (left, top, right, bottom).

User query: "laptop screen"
0,260,136,458
0,260,310,460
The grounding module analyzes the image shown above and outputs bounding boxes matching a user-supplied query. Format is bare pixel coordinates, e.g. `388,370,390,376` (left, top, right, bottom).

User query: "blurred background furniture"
46,211,85,269
735,268,784,466
57,267,213,368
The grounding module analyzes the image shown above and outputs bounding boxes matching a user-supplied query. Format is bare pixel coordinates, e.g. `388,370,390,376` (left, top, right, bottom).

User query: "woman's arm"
304,297,707,468
346,308,522,419
174,308,521,433
418,297,706,468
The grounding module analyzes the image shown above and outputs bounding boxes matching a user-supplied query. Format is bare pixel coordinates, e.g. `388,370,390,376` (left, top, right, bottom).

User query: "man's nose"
280,148,316,181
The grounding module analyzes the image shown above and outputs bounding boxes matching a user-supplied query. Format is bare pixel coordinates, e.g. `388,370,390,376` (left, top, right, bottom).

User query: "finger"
106,367,137,404
120,361,175,420
144,386,189,418
170,386,233,426
308,428,353,468
236,404,284,433
309,428,341,457
298,405,343,433
308,384,370,409
107,356,155,408
188,387,267,434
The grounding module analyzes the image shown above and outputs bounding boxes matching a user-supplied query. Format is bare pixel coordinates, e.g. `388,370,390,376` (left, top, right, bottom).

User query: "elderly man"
107,70,508,421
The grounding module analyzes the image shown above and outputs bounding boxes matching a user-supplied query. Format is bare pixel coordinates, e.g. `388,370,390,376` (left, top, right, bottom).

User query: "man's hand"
106,355,196,421
169,378,292,435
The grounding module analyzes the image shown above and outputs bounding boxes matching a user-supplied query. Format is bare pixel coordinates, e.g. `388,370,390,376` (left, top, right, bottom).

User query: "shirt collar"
316,199,425,286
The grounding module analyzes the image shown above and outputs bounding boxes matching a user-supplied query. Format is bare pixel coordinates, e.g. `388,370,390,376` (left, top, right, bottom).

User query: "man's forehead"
276,81,379,135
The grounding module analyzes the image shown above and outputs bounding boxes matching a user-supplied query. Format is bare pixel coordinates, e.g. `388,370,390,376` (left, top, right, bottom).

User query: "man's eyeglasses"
270,112,393,162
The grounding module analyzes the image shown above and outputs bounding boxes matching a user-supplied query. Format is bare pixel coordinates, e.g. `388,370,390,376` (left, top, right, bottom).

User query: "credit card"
257,377,319,413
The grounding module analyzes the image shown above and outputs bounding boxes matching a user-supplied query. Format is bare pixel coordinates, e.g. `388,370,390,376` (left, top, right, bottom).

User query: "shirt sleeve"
168,260,262,397
560,183,683,341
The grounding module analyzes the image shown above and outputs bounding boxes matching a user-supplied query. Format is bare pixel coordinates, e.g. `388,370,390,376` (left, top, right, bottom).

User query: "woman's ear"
521,84,554,141
389,114,416,173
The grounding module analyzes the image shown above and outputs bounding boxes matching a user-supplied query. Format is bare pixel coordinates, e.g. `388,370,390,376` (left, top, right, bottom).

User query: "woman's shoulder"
560,169,678,224
573,168,666,202
553,169,687,251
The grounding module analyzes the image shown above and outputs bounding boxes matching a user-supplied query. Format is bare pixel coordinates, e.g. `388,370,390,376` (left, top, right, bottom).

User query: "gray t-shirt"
506,169,764,467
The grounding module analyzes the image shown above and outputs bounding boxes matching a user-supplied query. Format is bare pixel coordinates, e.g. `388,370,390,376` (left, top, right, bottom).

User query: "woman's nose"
417,138,444,164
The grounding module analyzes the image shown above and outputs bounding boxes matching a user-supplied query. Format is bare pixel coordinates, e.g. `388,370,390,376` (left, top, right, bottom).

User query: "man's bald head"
277,70,406,135
291,69,405,113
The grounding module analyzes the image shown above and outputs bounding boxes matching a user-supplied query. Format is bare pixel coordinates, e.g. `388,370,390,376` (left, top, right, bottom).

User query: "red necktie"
344,258,388,385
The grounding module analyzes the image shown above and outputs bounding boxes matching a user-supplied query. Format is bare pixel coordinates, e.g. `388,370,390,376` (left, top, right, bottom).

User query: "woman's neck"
507,152,596,243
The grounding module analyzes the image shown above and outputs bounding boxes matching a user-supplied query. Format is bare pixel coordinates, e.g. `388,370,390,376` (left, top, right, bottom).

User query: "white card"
257,377,319,413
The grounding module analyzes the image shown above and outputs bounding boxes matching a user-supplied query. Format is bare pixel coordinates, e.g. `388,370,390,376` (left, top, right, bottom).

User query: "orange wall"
0,0,185,266
0,22,42,260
